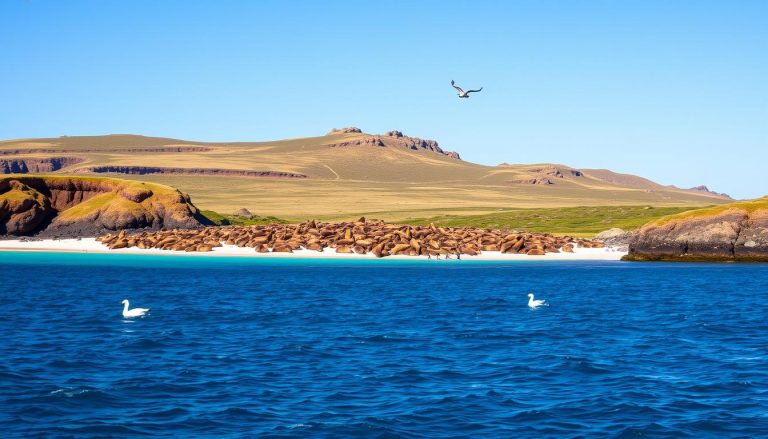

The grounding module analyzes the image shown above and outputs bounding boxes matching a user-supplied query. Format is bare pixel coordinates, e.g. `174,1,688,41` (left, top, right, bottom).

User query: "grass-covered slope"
0,131,732,220
644,197,768,225
405,206,700,237
625,197,768,261
0,175,209,237
199,210,288,226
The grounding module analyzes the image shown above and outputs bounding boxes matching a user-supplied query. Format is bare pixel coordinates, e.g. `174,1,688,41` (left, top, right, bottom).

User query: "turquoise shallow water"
1,252,767,438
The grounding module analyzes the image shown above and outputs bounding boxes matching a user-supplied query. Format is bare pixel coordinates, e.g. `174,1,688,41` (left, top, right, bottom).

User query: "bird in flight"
451,80,483,98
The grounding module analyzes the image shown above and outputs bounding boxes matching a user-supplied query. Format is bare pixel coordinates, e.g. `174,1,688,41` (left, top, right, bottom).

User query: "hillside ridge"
0,129,733,220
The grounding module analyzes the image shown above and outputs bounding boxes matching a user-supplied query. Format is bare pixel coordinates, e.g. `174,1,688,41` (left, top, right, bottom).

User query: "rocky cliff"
383,130,461,159
624,197,768,262
326,128,461,159
0,175,209,237
1,157,84,173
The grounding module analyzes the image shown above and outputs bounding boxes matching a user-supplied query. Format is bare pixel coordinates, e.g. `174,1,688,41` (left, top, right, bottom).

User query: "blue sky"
1,0,766,199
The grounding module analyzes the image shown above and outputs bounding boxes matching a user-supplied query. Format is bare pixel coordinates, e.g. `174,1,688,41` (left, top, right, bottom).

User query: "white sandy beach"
0,238,627,261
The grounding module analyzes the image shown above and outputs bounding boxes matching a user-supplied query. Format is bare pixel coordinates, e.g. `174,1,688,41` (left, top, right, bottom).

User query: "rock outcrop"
1,157,84,174
528,166,583,178
325,128,461,160
383,130,461,159
502,165,584,185
79,166,307,179
97,218,605,257
624,197,768,262
594,228,634,250
327,137,385,148
687,185,731,199
0,176,209,237
508,178,553,185
327,127,363,134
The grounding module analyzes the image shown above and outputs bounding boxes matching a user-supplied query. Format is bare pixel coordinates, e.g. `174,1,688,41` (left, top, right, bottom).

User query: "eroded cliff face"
0,176,209,237
624,199,768,262
0,157,84,174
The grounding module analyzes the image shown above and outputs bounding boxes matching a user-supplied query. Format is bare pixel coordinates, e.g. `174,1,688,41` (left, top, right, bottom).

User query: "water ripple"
1,254,767,437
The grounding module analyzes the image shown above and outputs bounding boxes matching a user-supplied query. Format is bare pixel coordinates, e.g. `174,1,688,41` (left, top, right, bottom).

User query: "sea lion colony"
97,218,605,258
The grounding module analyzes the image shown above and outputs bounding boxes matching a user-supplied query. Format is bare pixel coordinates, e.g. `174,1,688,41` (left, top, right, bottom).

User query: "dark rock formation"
624,198,768,262
0,176,209,237
79,166,307,179
1,157,84,174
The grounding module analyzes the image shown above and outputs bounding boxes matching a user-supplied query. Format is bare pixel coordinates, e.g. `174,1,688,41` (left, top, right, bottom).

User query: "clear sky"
1,1,766,199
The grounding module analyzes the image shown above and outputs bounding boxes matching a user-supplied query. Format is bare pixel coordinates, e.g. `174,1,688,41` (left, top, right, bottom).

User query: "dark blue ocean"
1,253,767,438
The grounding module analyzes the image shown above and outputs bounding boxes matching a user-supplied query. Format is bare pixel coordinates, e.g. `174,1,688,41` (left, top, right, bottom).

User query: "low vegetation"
405,205,705,237
199,205,707,237
646,197,768,226
200,210,288,226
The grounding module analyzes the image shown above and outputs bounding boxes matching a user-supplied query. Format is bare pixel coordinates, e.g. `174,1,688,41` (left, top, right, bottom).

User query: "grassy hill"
0,174,206,236
406,205,700,237
0,130,731,225
641,196,768,227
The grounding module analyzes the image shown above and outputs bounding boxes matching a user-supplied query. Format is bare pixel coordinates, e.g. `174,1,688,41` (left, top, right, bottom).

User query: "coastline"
0,238,626,261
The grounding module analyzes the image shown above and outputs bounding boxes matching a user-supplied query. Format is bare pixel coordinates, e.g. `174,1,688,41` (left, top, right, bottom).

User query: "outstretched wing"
451,80,465,94
465,87,483,94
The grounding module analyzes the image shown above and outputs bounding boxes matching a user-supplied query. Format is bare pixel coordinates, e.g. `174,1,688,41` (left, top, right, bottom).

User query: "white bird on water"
121,299,150,318
527,293,547,309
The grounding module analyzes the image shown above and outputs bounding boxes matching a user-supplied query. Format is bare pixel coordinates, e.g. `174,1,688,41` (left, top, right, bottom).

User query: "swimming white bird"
121,299,150,318
527,293,547,309
451,80,483,98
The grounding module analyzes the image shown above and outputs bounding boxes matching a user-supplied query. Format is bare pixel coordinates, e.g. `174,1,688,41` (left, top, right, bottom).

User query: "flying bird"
451,80,483,98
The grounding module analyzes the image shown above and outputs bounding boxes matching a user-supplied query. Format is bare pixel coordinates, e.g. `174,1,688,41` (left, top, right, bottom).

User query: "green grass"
200,210,288,226
648,197,768,226
0,188,37,202
404,205,707,237
56,192,121,219
206,205,711,236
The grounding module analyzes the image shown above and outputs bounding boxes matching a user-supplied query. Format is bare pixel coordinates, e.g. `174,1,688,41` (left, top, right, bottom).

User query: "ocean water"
1,253,767,438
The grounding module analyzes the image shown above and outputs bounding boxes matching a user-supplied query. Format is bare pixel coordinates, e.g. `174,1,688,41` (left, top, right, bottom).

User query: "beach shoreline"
0,238,627,261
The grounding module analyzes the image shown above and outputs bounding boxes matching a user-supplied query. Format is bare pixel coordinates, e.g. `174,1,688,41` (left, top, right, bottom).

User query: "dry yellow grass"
0,132,732,220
